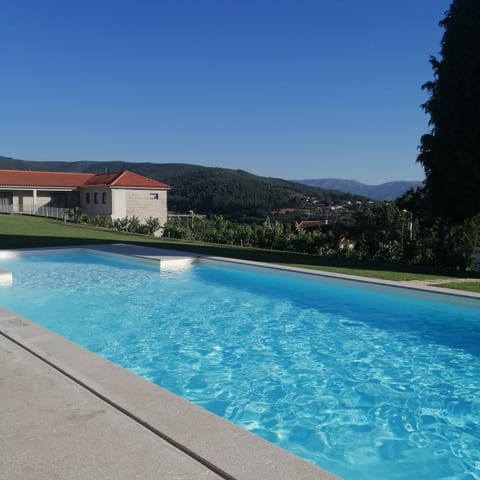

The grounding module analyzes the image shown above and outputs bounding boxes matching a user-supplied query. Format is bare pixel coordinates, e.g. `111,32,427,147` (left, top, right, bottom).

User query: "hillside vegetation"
0,156,362,222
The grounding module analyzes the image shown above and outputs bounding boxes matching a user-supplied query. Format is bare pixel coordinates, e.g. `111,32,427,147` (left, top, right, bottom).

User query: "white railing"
0,205,71,220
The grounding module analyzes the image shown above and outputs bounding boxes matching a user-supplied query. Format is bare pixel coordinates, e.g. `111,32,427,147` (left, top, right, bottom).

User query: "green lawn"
286,264,455,282
1,214,479,287
432,281,480,293
0,214,162,247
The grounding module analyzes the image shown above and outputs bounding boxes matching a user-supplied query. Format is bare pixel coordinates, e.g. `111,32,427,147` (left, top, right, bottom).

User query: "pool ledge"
0,268,12,285
0,306,339,480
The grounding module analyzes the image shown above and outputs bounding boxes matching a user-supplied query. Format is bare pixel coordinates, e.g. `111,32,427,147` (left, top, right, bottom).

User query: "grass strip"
431,281,480,293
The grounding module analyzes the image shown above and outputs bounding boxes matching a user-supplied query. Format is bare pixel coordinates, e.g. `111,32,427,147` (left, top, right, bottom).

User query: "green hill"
295,178,422,201
0,156,361,222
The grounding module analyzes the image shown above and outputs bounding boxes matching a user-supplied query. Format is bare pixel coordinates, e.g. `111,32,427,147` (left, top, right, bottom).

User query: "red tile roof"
84,171,170,189
82,172,123,186
0,169,169,189
297,220,325,229
0,169,94,187
112,171,169,188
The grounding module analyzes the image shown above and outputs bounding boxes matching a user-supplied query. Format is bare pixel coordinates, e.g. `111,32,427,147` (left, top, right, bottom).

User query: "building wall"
11,191,51,211
79,187,112,217
79,187,167,227
111,189,126,219
124,188,168,224
13,192,21,211
37,192,52,209
0,190,79,212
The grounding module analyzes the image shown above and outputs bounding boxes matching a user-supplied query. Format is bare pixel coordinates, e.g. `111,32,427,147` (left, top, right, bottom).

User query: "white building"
0,169,170,226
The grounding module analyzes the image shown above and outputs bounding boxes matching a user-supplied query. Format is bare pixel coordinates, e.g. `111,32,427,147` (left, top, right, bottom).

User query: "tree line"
162,193,480,271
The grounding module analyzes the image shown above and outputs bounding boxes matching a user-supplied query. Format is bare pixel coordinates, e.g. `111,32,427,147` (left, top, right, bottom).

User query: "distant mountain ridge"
295,178,423,201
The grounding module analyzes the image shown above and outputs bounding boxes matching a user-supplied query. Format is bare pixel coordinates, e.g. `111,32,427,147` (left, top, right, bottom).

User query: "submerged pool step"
0,269,12,286
158,256,195,271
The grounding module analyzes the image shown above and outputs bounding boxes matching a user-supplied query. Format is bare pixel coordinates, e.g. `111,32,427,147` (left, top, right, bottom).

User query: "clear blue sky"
1,0,451,184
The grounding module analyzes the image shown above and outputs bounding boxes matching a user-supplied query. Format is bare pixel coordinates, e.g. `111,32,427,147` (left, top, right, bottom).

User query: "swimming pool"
0,249,479,480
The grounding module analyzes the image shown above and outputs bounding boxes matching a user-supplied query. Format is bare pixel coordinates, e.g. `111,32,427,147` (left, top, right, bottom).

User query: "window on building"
86,192,90,204
102,192,107,204
94,192,98,204
0,192,13,207
150,192,159,200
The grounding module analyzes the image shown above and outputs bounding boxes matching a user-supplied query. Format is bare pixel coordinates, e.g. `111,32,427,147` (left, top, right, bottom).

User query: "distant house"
296,220,326,232
0,169,170,227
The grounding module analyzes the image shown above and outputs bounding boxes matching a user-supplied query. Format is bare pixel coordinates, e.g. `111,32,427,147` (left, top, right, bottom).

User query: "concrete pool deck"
1,243,479,480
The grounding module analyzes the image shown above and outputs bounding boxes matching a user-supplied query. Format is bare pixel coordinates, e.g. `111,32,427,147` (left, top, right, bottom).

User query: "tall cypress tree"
417,0,480,221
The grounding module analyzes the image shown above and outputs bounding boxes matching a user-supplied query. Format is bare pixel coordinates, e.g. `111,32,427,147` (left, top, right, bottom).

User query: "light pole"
402,209,413,241
189,210,194,237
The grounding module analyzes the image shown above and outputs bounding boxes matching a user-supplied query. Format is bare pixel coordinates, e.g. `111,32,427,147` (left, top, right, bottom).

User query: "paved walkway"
0,334,222,480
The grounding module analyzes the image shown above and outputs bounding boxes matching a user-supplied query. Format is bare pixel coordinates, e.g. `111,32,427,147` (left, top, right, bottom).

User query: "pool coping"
1,243,479,480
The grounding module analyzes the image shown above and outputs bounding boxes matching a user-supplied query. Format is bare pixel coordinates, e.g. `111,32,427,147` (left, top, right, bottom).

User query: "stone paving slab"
0,334,223,480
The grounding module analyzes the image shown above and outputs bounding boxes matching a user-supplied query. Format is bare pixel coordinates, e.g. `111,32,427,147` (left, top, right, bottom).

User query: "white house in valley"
0,169,170,226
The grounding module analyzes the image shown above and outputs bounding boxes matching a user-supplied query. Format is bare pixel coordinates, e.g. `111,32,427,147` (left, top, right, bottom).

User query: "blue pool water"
1,251,479,480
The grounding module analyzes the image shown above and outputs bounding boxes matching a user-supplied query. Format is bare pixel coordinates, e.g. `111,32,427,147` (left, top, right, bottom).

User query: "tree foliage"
163,167,359,223
162,215,342,255
417,0,480,221
395,187,480,270
353,203,406,262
